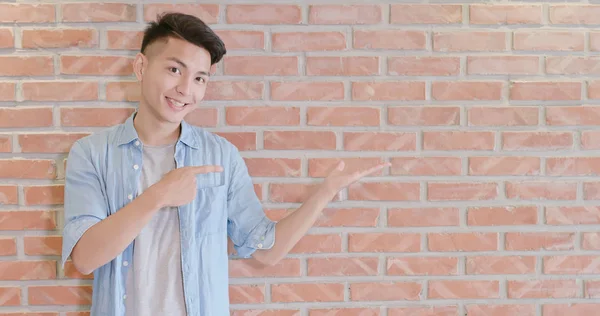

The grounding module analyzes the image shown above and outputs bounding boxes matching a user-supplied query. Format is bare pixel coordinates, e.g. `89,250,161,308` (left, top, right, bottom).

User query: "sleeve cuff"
234,216,276,258
61,216,101,268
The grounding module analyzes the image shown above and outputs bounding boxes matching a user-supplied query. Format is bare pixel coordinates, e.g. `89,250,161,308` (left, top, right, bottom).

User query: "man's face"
134,36,212,124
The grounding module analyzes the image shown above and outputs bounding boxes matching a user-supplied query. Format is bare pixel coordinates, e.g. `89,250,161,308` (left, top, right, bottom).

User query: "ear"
133,52,146,81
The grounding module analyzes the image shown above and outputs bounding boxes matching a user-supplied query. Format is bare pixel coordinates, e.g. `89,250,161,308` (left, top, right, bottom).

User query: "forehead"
146,37,212,69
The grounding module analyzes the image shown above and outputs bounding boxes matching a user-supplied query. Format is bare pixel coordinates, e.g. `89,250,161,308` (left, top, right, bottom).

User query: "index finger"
189,165,224,174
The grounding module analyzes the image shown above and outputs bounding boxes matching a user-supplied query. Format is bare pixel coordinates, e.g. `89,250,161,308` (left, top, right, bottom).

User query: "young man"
61,12,389,316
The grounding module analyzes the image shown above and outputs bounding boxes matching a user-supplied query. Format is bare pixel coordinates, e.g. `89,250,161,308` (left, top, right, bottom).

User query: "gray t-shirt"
124,142,187,315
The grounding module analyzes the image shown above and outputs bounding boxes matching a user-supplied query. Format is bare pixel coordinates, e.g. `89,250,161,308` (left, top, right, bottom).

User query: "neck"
133,107,181,146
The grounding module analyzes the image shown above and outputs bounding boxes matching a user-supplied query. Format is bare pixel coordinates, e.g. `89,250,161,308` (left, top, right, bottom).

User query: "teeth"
168,97,185,107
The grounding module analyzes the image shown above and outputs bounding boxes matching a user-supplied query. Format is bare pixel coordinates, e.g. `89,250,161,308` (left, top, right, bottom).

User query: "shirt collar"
117,111,199,149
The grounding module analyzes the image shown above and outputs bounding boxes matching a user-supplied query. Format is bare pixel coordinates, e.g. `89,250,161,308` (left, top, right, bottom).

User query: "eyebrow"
167,57,211,76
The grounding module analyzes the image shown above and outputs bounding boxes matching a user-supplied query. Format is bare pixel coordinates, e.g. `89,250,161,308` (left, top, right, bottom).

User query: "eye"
196,77,206,83
169,67,180,74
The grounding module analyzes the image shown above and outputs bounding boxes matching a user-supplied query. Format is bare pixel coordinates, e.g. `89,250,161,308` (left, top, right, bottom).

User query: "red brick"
23,29,97,48
106,81,140,102
22,82,98,101
310,308,379,316
266,208,379,227
469,157,540,176
428,233,498,251
543,304,600,315
224,56,298,76
502,132,573,150
466,256,535,275
547,106,600,126
468,56,539,75
432,81,503,100
244,158,301,177
344,132,416,151
29,286,92,305
19,133,88,153
308,106,379,126
582,131,600,149
183,108,217,127
0,261,56,280
24,185,64,205
214,132,256,151
290,234,342,254
270,183,340,203
466,305,536,316
582,233,600,250
0,107,53,128
388,306,459,316
467,206,538,226
0,185,18,205
0,82,15,101
468,107,538,126
424,131,494,150
350,282,421,301
546,206,600,225
215,30,264,50
0,287,20,306
272,32,345,51
0,159,56,179
144,4,218,23
434,32,506,51
62,3,136,22
0,29,13,48
470,4,542,24
391,4,462,24
389,57,460,76
547,157,600,176
227,5,301,24
226,106,299,126
229,284,264,304
60,107,134,127
232,311,299,316
271,81,344,101
348,233,420,252
352,81,425,101
506,182,577,200
390,157,461,176
505,232,575,251
0,211,57,230
0,4,55,23
546,56,600,75
24,236,61,256
308,158,385,177
550,5,600,24
229,258,301,278
387,257,458,276
264,131,336,150
0,237,17,256
388,208,459,227
271,283,344,302
309,5,382,24
307,57,379,76
513,31,584,51
60,56,133,76
429,280,499,299
307,257,379,276
107,30,142,50
508,280,577,299
354,30,426,50
205,81,263,100
0,56,54,76
348,182,420,201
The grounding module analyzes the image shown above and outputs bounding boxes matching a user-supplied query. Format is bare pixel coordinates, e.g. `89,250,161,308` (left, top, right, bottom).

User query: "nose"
176,78,191,96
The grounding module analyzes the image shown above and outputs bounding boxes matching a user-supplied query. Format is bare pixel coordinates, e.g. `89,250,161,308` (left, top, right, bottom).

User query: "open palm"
323,160,391,193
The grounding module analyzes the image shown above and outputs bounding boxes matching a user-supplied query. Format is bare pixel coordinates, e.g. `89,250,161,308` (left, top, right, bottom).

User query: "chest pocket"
192,171,227,236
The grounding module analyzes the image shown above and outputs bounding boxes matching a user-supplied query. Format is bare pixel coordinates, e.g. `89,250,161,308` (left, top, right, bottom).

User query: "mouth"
165,97,189,110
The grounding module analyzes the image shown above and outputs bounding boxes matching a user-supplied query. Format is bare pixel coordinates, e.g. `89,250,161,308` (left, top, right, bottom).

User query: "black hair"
141,12,226,65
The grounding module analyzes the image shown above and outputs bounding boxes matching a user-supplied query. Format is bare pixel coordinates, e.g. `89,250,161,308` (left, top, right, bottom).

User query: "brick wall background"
1,1,600,315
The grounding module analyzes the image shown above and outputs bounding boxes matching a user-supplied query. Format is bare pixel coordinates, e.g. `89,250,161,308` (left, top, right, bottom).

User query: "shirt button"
123,295,127,300
257,243,263,249
128,194,133,200
123,261,129,266
134,141,140,146
133,164,139,170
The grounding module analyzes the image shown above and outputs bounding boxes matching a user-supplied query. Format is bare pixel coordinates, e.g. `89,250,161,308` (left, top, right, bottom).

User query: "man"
61,12,389,316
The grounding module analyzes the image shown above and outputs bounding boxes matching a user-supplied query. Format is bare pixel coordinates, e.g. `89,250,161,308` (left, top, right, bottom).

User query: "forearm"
253,185,337,265
70,188,162,274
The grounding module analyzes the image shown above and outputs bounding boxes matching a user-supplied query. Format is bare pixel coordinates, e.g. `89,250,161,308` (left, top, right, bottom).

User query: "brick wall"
1,1,600,316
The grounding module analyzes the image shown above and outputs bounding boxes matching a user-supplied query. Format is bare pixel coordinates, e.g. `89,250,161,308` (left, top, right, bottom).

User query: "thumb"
336,160,345,171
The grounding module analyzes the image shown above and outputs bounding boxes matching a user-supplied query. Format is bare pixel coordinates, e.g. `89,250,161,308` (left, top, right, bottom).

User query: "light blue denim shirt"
61,111,276,316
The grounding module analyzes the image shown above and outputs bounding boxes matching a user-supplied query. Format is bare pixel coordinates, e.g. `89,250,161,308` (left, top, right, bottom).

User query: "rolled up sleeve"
61,140,107,268
226,145,276,258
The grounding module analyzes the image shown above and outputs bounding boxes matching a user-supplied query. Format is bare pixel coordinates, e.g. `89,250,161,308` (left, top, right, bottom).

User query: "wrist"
140,185,165,210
